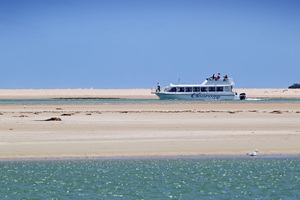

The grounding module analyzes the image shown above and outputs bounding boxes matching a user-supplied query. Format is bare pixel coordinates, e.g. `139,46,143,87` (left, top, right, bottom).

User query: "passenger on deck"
207,74,213,80
223,75,228,81
157,82,161,92
217,73,221,80
212,74,216,80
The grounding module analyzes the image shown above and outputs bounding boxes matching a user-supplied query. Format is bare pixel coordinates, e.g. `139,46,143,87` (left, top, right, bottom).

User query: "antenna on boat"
177,78,180,84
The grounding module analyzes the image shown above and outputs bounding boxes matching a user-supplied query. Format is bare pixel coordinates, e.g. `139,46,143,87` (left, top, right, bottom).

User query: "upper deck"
202,78,234,86
170,78,234,88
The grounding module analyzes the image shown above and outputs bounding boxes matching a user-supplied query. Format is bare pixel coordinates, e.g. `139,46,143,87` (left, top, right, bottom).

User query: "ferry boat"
153,75,246,101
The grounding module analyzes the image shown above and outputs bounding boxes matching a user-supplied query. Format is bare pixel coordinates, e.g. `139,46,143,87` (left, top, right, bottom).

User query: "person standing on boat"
157,82,161,92
217,73,221,80
223,75,228,81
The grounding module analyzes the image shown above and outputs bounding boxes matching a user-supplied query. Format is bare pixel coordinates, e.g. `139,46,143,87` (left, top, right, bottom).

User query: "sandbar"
1,100,300,159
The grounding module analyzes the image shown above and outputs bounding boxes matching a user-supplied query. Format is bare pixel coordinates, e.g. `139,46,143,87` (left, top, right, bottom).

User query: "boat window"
178,87,184,92
224,86,231,92
201,87,208,92
193,87,200,92
209,87,215,92
217,87,223,92
185,87,192,92
169,87,176,92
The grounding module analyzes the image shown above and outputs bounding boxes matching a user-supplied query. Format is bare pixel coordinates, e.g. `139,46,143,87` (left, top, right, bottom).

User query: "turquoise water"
1,156,299,199
0,98,300,105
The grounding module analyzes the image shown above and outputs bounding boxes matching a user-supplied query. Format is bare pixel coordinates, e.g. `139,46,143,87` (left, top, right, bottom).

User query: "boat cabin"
166,86,232,93
165,78,234,93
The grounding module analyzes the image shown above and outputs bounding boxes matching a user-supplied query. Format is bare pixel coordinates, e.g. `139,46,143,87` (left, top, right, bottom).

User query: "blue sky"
1,0,299,89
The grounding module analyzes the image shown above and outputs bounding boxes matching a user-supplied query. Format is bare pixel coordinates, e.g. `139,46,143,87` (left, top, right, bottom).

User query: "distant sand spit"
0,88,300,99
235,88,300,99
0,89,154,99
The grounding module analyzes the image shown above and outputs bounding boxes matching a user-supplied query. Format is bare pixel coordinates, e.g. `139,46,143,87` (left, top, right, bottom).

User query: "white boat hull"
155,92,239,101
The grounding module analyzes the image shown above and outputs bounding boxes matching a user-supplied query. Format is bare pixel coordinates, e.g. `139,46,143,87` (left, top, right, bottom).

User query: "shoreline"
1,154,300,162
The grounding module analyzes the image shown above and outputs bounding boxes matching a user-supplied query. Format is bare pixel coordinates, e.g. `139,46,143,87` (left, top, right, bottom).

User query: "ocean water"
0,98,300,106
1,156,299,199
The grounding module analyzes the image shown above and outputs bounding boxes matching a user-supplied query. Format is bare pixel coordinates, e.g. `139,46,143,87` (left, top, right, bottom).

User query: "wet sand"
1,101,300,159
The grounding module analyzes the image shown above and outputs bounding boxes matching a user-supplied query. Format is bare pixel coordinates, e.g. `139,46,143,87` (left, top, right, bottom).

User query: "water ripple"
0,157,299,199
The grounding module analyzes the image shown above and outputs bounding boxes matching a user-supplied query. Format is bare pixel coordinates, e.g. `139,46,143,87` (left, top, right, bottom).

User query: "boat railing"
151,88,161,94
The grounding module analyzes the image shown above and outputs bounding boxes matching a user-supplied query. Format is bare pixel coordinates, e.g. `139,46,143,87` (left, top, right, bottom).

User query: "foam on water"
245,98,264,101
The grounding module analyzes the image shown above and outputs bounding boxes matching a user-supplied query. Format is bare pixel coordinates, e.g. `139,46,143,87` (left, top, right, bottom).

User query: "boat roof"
170,78,235,87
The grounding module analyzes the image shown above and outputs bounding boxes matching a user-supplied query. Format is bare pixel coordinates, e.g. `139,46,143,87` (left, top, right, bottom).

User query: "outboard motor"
239,93,246,100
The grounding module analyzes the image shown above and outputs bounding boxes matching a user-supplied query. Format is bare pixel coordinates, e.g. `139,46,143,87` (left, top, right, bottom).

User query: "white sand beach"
0,89,300,159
